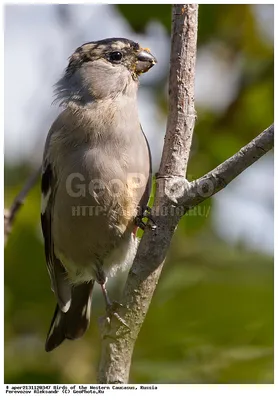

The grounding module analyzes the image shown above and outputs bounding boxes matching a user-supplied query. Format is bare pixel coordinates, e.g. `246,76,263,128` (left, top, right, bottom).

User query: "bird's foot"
105,300,130,329
134,206,157,231
100,282,130,329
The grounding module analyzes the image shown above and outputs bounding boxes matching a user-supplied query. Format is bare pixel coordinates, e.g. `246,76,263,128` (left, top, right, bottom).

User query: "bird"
41,38,157,352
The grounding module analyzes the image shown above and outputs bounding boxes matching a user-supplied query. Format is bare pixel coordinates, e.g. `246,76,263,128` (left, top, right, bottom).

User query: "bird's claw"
135,206,157,231
106,301,130,330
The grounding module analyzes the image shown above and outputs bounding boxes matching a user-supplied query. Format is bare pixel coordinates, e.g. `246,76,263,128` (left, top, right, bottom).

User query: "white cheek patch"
41,189,51,214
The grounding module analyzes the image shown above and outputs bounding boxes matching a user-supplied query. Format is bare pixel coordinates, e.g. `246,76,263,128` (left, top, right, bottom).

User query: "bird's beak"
135,48,157,74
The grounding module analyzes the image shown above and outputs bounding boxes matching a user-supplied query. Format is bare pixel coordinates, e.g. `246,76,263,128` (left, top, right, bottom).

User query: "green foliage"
117,5,172,33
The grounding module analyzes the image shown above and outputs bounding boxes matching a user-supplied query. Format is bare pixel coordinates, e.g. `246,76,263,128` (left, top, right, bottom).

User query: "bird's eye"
109,51,123,63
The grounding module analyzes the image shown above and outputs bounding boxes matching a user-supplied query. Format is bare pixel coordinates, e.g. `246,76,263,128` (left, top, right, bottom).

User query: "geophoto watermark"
66,172,148,198
65,172,214,218
71,205,105,217
70,203,210,219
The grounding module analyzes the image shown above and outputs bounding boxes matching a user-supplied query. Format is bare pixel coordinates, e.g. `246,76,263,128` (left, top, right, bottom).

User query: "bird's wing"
41,153,72,312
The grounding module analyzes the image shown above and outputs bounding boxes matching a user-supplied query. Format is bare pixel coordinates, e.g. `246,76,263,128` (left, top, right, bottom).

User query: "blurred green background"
4,4,273,383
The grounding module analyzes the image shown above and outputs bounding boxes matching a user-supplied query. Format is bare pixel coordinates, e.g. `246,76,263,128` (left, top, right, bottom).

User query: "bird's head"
55,38,157,105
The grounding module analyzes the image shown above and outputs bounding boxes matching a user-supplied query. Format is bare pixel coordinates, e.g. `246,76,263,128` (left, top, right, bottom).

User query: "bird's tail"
45,281,94,352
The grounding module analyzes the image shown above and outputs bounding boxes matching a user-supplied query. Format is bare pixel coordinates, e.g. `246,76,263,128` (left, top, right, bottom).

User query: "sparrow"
41,38,157,351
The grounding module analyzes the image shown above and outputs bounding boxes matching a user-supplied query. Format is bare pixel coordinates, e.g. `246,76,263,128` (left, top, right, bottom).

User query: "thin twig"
181,124,274,210
4,168,41,245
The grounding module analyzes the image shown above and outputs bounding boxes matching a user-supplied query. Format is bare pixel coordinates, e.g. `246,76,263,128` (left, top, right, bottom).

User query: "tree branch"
181,124,274,210
4,168,41,245
97,4,199,384
159,4,197,177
